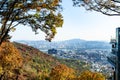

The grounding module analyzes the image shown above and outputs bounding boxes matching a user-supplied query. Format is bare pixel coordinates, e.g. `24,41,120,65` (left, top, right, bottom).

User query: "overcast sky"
11,0,120,42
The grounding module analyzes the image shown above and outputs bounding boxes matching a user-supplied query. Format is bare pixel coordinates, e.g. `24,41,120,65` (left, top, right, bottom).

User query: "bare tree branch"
73,0,120,16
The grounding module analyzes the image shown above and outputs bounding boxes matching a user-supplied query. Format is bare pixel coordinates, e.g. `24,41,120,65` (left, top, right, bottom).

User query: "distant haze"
16,39,111,50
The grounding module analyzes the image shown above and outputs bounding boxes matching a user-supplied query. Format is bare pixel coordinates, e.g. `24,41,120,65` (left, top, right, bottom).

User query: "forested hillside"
0,42,105,80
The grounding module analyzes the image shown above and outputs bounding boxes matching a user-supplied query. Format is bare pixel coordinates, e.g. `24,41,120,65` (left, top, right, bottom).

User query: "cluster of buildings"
48,48,111,76
107,27,120,80
45,28,120,80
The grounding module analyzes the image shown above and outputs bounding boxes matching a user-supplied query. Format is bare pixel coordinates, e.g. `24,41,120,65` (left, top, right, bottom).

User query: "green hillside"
13,42,60,79
57,59,90,75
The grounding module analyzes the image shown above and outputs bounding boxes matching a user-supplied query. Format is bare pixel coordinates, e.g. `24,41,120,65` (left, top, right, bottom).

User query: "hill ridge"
16,39,111,50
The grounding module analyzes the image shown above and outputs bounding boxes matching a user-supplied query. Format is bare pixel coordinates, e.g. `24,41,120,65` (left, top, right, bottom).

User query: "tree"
72,0,120,16
0,0,63,44
50,64,75,80
78,70,105,80
0,41,23,79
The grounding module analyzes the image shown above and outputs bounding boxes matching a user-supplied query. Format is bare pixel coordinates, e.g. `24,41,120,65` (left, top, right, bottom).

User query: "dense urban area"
18,39,114,78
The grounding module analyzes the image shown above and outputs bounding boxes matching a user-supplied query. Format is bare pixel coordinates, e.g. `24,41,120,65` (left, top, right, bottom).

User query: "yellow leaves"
51,0,59,7
16,3,23,8
15,16,19,19
0,0,63,42
14,3,22,8
0,66,3,75
51,27,56,35
36,6,41,11
78,70,105,80
10,27,16,32
0,42,23,76
45,12,63,28
39,0,43,2
56,13,64,27
50,12,63,27
41,4,47,8
50,64,75,80
43,11,63,41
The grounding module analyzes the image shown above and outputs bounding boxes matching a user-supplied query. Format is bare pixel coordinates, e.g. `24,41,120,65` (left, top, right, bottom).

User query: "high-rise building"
107,27,120,80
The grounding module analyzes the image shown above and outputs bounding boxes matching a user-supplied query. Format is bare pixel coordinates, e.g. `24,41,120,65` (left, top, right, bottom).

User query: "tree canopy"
0,42,23,79
72,0,120,16
0,0,63,44
78,70,105,80
50,64,75,80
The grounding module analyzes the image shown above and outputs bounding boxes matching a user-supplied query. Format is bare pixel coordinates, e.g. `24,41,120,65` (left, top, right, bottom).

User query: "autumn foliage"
49,64,105,80
50,64,75,80
78,70,105,80
0,42,106,80
0,42,23,79
0,0,63,44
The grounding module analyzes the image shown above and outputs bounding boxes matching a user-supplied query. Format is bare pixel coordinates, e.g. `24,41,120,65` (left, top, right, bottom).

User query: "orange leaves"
0,0,63,43
14,3,23,8
0,41,106,79
0,42,23,77
78,70,105,80
41,4,47,8
51,0,59,7
36,7,41,11
50,64,75,80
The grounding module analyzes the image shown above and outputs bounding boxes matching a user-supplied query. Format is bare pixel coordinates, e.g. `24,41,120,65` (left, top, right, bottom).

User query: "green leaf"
34,12,40,18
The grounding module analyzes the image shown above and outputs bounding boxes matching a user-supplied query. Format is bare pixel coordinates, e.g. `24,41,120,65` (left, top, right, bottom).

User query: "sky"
11,0,120,42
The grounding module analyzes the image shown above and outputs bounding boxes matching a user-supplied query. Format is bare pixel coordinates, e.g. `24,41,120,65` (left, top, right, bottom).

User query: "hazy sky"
11,0,120,42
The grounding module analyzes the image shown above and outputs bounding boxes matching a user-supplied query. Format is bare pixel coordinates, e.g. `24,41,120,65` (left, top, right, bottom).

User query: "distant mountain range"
15,39,111,50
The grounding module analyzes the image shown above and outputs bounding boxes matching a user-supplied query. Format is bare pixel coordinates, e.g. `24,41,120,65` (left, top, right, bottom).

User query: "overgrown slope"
13,42,60,79
12,42,105,80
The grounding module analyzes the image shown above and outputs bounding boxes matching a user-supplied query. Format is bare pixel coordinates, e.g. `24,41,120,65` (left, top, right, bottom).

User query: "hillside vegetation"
0,42,105,80
13,42,60,79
